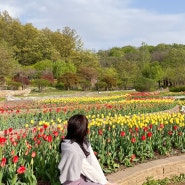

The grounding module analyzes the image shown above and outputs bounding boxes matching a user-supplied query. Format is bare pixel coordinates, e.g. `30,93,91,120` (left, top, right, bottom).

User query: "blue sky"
0,0,185,51
131,0,185,14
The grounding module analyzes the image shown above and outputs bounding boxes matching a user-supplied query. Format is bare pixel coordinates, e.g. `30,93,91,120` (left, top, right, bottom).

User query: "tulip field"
0,92,185,184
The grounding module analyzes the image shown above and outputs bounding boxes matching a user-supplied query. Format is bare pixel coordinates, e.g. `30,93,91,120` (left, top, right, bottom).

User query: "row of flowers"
0,94,129,112
0,91,177,112
0,112,185,184
0,99,176,130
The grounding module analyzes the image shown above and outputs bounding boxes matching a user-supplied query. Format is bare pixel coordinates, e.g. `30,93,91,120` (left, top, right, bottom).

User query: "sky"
0,0,185,51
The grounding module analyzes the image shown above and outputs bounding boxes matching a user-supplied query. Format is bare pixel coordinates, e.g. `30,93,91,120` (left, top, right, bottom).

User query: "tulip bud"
31,158,34,165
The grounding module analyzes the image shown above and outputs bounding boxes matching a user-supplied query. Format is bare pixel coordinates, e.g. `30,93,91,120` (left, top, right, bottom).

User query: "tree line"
0,10,185,92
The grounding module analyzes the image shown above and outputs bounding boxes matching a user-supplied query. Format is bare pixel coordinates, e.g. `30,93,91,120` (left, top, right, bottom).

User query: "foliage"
134,76,157,92
1,11,185,91
143,174,185,185
55,82,65,90
41,71,54,84
0,41,19,77
32,79,51,92
6,81,22,90
95,81,107,91
13,73,30,90
0,96,176,130
53,60,76,79
169,86,185,92
33,59,53,72
57,73,79,90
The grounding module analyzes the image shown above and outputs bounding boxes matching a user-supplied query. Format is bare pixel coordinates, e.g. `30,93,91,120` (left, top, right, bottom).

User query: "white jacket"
81,145,108,185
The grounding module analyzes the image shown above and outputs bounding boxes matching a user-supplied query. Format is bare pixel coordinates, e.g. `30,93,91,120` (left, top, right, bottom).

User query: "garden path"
106,154,185,185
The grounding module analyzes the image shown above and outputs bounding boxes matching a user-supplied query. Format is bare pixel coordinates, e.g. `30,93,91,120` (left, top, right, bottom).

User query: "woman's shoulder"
61,139,81,152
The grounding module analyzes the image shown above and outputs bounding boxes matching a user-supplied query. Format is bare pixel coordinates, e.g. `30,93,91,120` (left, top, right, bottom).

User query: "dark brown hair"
59,114,90,157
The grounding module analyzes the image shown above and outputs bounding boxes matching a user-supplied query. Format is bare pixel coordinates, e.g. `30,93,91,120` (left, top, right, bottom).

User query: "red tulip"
43,124,48,129
130,154,136,162
141,135,146,141
168,131,173,135
0,137,7,146
17,166,26,174
135,127,139,132
8,127,13,133
131,138,136,143
0,158,6,167
98,129,103,136
13,156,19,163
47,135,53,142
31,152,36,158
120,131,125,137
173,125,178,131
147,132,152,138
53,131,58,137
143,126,148,132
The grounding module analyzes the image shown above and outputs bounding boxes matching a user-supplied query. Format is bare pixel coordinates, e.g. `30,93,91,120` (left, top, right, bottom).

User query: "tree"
53,60,76,79
138,42,151,63
33,59,54,83
162,47,185,87
41,71,54,84
151,44,170,63
30,32,59,63
51,27,83,60
17,31,57,65
0,11,13,42
98,68,118,90
0,12,24,48
33,59,53,72
78,66,98,89
15,23,39,65
13,65,36,90
61,27,83,56
142,61,163,79
33,79,50,92
122,45,139,62
32,70,54,92
73,50,100,69
102,75,116,90
13,73,30,90
42,28,61,61
112,59,139,89
109,47,124,57
134,76,157,92
0,41,19,77
58,73,79,90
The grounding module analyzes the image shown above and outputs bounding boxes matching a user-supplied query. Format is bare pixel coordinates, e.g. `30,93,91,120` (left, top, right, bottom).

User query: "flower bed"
0,97,176,130
0,95,184,184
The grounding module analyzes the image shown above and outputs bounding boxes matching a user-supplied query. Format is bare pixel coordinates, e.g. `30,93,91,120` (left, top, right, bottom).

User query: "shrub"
169,86,185,92
134,77,157,92
32,79,50,92
7,81,22,90
55,82,64,90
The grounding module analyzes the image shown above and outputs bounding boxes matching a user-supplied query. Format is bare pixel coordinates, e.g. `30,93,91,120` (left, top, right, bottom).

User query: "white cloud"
0,0,185,50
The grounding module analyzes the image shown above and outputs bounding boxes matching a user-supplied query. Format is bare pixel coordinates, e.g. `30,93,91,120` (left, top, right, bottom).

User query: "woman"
58,114,117,185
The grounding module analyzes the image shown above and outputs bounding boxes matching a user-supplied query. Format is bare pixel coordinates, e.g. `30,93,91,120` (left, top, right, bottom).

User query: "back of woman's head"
66,114,88,144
